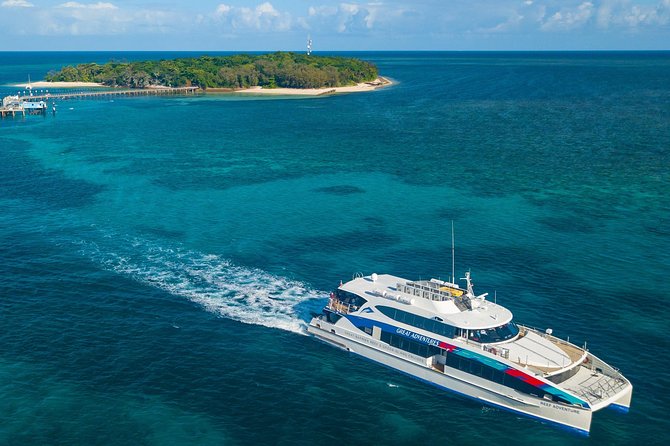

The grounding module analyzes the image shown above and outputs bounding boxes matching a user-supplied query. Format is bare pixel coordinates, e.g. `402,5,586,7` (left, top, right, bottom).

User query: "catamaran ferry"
308,271,632,433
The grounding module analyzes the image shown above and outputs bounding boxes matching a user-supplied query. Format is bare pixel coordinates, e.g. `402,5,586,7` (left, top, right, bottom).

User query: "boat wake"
77,235,325,334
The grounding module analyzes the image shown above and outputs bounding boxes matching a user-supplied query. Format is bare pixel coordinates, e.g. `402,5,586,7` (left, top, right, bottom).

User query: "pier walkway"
1,86,200,118
25,86,200,102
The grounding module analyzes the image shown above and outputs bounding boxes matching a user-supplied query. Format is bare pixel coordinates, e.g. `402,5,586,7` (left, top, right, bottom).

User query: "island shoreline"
9,76,392,96
230,76,392,96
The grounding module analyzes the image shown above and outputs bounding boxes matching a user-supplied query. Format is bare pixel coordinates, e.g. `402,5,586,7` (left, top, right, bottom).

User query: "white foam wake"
77,236,326,334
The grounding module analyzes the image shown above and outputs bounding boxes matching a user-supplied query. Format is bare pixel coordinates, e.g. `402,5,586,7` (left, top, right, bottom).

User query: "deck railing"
328,298,357,314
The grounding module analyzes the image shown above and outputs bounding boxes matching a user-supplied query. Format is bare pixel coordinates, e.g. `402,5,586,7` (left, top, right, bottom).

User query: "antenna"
451,220,455,283
307,34,313,56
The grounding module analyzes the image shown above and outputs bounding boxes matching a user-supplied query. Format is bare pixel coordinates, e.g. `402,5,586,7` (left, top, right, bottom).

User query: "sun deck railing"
400,282,457,302
482,344,511,359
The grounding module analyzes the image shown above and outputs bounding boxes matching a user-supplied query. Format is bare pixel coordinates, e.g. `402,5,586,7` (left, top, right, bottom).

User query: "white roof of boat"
341,273,513,330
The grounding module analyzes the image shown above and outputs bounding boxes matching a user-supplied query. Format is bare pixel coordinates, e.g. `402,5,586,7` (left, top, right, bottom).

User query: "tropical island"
44,52,388,95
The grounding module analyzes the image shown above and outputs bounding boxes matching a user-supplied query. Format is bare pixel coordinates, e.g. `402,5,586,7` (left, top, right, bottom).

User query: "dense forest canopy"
45,52,379,89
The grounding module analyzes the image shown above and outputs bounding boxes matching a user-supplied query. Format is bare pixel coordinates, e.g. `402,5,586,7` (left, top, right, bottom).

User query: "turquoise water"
1,51,669,445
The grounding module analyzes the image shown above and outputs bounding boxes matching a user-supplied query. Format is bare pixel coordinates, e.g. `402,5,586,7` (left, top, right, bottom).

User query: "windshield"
468,322,519,344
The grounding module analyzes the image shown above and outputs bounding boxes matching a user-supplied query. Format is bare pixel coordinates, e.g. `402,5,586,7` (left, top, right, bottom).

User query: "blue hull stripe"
344,313,589,408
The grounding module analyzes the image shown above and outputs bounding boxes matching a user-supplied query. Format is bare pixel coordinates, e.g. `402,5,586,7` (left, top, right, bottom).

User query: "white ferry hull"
309,321,593,434
610,385,633,413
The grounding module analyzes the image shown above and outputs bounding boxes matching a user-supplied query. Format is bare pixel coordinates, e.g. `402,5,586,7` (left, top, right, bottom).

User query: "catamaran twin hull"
308,273,632,434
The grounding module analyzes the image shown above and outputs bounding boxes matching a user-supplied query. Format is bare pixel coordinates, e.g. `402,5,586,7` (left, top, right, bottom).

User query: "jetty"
1,95,25,117
26,86,200,102
1,86,200,118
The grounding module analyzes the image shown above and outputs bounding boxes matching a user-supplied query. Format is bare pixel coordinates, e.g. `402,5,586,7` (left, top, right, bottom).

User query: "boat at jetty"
1,94,48,117
1,95,26,118
308,271,632,433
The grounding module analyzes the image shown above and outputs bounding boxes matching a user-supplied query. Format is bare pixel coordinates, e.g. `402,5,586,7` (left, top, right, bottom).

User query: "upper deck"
341,273,513,330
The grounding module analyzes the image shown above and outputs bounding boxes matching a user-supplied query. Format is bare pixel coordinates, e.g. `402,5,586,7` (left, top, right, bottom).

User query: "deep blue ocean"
1,51,668,445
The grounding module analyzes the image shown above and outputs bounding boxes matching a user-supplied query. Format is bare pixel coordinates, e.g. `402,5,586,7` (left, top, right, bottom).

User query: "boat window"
380,331,441,358
335,289,368,309
444,353,547,399
377,306,455,338
325,311,342,324
467,322,519,344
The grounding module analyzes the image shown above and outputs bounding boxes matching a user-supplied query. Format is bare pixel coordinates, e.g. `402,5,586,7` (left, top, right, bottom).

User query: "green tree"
46,52,379,90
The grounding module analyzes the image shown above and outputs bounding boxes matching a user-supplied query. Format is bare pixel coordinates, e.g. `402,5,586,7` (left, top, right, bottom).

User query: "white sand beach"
7,77,391,95
12,81,105,88
234,77,392,96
